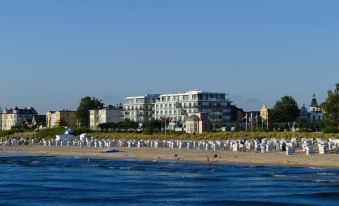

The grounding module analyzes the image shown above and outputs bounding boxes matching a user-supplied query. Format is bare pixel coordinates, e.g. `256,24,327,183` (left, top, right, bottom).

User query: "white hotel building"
153,91,231,130
124,91,231,131
123,94,160,123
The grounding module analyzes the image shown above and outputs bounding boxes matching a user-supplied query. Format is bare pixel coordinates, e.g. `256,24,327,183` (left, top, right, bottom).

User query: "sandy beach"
1,145,339,168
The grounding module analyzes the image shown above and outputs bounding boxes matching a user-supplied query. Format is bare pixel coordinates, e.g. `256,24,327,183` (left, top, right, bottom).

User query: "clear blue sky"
0,0,338,113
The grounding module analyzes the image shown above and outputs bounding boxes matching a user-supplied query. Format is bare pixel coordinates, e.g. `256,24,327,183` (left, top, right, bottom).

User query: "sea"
0,153,338,206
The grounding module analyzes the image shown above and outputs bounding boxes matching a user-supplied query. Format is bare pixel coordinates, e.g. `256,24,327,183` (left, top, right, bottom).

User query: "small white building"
89,107,123,130
185,113,209,134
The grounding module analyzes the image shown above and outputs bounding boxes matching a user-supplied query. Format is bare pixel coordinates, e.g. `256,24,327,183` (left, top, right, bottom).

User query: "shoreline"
1,145,339,169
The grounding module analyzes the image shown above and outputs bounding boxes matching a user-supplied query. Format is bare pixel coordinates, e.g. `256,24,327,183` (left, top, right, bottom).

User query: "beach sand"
1,145,339,168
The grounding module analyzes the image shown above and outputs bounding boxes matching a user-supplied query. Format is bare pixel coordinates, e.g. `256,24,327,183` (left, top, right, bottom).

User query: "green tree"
270,96,299,123
143,119,161,130
98,122,117,131
321,83,339,127
117,119,138,130
76,97,104,128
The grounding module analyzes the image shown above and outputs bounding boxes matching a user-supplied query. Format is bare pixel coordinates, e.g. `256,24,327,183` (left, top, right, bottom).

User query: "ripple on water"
0,155,338,206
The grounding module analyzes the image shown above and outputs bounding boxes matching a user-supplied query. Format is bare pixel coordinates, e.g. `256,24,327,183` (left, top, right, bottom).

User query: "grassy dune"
2,130,339,140
88,131,339,140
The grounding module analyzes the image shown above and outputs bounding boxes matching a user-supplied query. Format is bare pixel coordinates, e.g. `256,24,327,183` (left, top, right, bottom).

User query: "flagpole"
250,113,253,131
245,113,248,132
165,117,167,135
267,115,269,130
262,118,264,129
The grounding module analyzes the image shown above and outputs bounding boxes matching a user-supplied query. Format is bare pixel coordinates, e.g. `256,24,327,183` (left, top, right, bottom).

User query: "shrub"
143,127,154,135
0,130,16,137
35,127,66,139
322,127,339,133
74,127,91,136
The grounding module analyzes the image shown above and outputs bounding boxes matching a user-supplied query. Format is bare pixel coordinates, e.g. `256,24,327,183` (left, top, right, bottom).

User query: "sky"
0,0,338,113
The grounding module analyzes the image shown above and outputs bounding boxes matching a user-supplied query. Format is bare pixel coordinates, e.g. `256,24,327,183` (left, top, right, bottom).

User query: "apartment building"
46,110,78,128
89,107,123,130
1,107,38,130
153,91,231,130
123,94,160,123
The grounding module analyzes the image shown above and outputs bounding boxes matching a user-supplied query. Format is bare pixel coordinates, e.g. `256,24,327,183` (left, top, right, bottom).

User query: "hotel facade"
1,107,38,130
123,94,160,123
46,110,78,128
154,91,231,130
89,107,124,130
124,91,231,131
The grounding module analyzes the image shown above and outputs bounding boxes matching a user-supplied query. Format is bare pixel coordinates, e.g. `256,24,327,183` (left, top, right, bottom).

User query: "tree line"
75,84,339,133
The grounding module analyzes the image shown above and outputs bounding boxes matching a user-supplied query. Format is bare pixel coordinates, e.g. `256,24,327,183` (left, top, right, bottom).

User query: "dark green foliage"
143,127,154,135
35,127,66,139
321,84,339,127
73,127,91,136
76,97,104,128
98,123,117,131
143,119,161,130
0,130,17,137
117,119,138,130
270,96,299,123
322,126,339,133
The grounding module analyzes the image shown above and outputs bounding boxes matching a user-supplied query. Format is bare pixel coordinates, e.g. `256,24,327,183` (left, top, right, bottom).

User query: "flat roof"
159,91,228,96
125,94,160,99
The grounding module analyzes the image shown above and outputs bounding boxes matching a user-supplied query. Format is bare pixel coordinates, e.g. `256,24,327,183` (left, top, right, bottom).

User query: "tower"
309,94,323,123
309,94,320,112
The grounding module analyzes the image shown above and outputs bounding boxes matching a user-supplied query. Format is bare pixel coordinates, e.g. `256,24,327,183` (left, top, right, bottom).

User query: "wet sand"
1,145,339,168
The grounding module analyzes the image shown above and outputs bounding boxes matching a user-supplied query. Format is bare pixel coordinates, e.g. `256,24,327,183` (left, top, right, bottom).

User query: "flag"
240,114,248,121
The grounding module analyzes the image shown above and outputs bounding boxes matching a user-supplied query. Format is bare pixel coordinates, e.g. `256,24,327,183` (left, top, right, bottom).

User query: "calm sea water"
0,154,338,206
